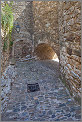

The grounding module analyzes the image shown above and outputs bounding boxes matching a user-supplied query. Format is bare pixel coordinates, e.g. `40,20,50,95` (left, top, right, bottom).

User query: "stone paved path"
1,60,81,121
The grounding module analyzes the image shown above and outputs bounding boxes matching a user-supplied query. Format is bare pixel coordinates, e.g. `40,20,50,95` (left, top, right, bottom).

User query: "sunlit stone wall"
58,1,81,101
33,1,60,58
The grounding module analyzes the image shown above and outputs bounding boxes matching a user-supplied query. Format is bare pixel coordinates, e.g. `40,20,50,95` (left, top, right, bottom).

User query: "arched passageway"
34,43,58,60
1,1,81,121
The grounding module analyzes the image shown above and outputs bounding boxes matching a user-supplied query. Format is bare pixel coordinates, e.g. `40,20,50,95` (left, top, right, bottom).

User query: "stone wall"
14,39,32,58
1,65,17,112
12,1,34,58
33,1,60,58
58,1,81,101
1,29,10,75
1,40,10,75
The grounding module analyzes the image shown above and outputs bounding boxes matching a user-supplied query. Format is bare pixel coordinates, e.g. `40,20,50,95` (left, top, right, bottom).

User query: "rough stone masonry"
58,1,81,102
2,1,81,103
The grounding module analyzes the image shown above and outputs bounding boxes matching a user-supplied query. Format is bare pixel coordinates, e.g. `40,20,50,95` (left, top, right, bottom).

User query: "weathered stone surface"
14,40,32,58
1,65,17,112
72,49,81,57
58,1,81,98
33,1,60,58
67,48,72,55
12,1,34,58
1,60,81,121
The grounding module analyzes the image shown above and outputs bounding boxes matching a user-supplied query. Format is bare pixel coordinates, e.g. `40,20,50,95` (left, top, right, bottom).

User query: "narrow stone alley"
1,59,81,121
1,1,81,121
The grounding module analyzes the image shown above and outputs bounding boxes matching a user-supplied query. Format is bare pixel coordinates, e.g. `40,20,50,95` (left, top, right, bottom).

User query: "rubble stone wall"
33,1,60,58
12,1,34,58
14,40,32,58
1,42,10,75
58,1,81,101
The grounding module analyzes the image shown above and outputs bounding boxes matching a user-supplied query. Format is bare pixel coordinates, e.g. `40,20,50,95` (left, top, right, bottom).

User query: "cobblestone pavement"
1,60,81,121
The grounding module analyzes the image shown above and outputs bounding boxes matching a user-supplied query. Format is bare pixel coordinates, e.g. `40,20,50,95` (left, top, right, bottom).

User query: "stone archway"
34,43,58,60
